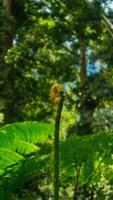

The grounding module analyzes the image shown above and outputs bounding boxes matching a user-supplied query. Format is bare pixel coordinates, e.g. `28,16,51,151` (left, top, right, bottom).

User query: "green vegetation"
1,122,113,199
0,121,54,199
0,0,113,199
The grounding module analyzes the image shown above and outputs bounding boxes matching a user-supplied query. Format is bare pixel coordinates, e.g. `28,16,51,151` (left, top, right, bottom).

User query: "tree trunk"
2,0,13,51
2,0,15,123
3,0,12,16
79,38,87,83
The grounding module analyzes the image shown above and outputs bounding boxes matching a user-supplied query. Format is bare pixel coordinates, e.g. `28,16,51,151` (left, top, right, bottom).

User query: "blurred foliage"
0,0,111,124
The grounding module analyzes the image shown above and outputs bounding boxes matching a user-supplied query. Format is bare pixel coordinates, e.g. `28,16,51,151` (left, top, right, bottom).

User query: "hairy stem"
54,93,64,200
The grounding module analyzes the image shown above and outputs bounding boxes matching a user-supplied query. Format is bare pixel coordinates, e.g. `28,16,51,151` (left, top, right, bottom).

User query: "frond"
0,148,23,170
60,131,113,185
0,121,53,171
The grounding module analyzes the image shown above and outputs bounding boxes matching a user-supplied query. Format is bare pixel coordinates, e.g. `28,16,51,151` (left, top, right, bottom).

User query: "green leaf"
0,121,53,170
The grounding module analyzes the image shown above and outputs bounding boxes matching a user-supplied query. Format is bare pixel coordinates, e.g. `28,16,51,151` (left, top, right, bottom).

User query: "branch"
62,44,76,56
85,0,113,39
101,14,113,38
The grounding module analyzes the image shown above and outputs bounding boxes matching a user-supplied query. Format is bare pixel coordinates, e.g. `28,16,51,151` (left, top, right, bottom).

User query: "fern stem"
54,93,64,200
73,165,82,200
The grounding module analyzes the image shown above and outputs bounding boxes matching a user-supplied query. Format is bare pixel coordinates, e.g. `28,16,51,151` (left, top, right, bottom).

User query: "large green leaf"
0,148,23,170
0,121,53,171
0,121,53,144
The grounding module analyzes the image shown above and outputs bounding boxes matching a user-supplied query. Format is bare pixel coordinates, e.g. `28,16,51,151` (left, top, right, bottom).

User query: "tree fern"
1,121,113,199
60,131,113,199
0,145,52,200
0,121,53,200
0,121,53,172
